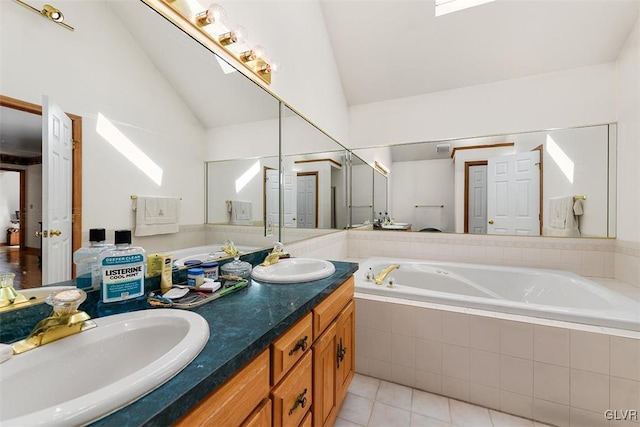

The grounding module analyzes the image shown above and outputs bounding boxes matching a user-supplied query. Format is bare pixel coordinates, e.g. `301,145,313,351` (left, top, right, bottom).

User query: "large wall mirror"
0,0,281,292
350,154,374,227
353,124,616,238
280,105,349,243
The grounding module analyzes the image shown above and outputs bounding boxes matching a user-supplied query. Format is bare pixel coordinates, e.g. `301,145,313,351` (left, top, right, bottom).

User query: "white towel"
547,196,580,237
230,200,252,225
573,199,584,216
133,196,180,237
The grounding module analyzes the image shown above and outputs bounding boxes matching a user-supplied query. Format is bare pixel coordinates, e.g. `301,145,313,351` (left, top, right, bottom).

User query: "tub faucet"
374,264,400,285
11,289,96,355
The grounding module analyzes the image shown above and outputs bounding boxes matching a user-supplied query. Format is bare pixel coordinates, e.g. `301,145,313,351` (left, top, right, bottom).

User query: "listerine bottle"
97,230,146,315
73,228,113,290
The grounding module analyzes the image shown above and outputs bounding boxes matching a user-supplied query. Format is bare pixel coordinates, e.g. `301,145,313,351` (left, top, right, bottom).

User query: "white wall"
0,171,20,244
207,0,350,145
0,1,206,238
616,17,640,243
205,118,279,161
349,63,616,149
351,164,373,225
393,159,455,232
25,165,42,248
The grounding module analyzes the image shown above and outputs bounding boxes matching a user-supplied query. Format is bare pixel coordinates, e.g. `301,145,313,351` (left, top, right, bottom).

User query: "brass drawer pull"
288,388,307,415
288,335,308,356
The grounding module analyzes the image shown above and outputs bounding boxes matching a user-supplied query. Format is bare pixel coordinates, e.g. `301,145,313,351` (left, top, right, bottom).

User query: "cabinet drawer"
313,277,354,338
176,349,269,427
271,313,312,386
242,398,272,427
271,351,313,427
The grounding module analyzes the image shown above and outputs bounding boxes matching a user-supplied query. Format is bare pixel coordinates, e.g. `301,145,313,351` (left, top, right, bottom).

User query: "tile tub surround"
347,230,620,280
0,258,358,426
355,296,640,427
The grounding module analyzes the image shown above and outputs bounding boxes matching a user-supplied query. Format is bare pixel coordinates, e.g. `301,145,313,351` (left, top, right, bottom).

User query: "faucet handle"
46,289,87,316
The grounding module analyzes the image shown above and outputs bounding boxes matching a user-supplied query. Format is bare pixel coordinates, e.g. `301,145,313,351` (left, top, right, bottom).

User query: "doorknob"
488,220,494,224
35,230,49,238
50,230,62,237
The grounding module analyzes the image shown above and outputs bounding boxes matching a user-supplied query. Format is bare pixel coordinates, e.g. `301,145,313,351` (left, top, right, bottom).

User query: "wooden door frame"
0,95,82,275
297,171,319,228
463,160,488,234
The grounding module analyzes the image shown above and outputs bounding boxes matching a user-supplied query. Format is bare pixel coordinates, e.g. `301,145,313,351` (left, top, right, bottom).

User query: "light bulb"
231,25,248,44
205,3,226,24
241,45,266,62
268,61,281,74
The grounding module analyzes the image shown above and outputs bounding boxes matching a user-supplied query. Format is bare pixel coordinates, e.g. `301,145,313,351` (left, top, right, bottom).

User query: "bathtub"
356,257,640,331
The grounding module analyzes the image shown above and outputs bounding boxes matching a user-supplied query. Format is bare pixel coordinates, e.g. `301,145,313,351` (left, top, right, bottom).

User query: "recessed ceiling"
320,0,640,106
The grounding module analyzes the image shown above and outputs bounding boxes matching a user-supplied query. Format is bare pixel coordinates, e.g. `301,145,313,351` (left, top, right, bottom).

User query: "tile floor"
337,374,554,427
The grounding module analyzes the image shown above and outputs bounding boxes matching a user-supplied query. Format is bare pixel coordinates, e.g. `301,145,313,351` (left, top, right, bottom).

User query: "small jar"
220,256,252,279
201,262,219,280
187,268,205,288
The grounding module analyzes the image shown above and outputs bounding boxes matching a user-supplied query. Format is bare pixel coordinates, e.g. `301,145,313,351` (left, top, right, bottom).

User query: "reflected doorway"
296,172,318,228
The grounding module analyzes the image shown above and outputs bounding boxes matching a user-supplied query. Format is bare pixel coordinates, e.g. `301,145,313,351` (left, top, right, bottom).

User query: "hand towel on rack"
547,196,580,237
230,200,252,225
573,199,584,216
133,196,180,237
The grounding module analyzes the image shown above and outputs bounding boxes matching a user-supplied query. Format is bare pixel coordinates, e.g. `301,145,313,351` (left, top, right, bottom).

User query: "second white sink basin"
251,258,336,283
0,309,209,426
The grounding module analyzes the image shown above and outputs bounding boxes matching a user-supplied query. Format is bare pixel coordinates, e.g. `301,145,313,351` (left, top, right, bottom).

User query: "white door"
487,151,540,235
42,95,73,284
297,174,317,228
468,164,487,234
265,169,279,232
283,171,297,228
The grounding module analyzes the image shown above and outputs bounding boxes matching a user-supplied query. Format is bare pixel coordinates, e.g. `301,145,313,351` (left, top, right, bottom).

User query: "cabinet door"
312,321,338,427
242,399,272,427
336,300,355,405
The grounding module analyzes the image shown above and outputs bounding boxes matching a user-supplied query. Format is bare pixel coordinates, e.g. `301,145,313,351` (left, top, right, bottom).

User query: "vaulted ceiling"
320,0,640,106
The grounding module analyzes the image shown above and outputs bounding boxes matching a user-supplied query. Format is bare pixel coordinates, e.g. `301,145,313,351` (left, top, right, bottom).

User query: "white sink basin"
382,223,411,230
0,309,209,426
251,258,336,283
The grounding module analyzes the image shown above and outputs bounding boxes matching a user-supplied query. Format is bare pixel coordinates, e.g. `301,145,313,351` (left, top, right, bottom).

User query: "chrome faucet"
374,264,400,285
11,289,96,355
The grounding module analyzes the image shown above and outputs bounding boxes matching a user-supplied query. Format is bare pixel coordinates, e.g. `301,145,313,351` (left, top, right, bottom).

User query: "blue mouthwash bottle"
97,230,146,316
73,228,113,290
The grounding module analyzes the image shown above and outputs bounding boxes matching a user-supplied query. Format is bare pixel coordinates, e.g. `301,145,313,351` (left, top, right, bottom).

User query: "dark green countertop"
89,260,358,426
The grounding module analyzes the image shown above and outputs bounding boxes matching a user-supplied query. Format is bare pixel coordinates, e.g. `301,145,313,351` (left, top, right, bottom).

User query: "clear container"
73,228,113,290
220,256,252,279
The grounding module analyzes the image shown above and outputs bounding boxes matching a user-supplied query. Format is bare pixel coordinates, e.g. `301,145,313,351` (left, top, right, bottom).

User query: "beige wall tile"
570,369,610,413
534,325,570,367
416,339,442,374
534,399,570,427
500,355,534,396
442,376,470,402
469,383,500,411
370,330,392,362
501,320,534,359
369,359,393,382
355,356,369,376
392,335,416,368
610,377,640,414
500,391,533,419
442,311,470,347
355,298,370,329
392,364,417,388
415,371,442,395
611,336,640,382
416,307,442,342
370,300,393,332
442,344,470,381
470,316,501,353
534,362,570,405
356,326,369,358
392,304,417,337
570,408,611,427
470,349,500,388
571,330,610,374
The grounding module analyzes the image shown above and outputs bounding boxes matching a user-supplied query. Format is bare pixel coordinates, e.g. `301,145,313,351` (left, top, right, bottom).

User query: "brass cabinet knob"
50,230,62,236
488,220,494,224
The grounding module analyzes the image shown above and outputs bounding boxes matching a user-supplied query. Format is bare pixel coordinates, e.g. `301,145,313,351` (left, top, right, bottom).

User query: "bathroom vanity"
89,260,358,427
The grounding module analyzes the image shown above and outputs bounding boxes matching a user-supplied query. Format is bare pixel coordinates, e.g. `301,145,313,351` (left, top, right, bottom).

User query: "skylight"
435,0,496,17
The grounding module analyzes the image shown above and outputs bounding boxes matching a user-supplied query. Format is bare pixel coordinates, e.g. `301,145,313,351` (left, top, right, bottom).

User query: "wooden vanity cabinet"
175,276,354,427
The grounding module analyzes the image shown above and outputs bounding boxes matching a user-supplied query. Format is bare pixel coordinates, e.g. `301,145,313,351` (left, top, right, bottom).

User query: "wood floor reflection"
0,246,41,289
